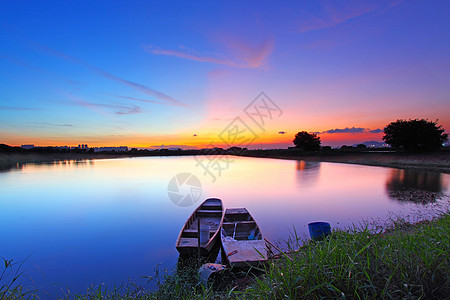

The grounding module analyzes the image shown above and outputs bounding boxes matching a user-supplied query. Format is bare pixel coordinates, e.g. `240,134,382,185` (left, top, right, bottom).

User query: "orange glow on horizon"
2,129,385,149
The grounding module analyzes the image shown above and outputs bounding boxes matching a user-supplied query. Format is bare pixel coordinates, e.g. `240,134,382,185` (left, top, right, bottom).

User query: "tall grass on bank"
67,258,216,300
0,258,36,300
245,214,449,299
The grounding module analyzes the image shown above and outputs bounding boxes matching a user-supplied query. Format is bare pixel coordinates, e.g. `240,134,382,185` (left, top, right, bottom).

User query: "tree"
293,131,321,151
383,119,448,152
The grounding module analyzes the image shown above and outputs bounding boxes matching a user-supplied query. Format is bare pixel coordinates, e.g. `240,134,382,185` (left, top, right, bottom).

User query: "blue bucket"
308,222,331,240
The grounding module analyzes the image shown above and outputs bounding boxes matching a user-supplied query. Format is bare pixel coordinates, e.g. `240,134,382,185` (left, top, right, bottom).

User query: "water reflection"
385,169,445,203
0,156,448,298
0,159,94,173
295,160,320,188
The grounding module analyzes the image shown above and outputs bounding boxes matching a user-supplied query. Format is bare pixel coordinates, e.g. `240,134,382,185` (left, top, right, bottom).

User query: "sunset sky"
1,0,449,148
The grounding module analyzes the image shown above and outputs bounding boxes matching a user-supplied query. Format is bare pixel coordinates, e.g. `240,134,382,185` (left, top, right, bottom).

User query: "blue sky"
1,0,449,148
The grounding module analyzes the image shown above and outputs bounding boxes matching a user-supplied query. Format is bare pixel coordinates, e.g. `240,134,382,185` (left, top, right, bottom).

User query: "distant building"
21,144,35,149
92,146,128,152
75,144,89,150
352,141,390,148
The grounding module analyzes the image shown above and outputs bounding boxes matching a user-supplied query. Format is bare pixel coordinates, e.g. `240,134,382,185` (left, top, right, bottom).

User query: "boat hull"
176,232,219,257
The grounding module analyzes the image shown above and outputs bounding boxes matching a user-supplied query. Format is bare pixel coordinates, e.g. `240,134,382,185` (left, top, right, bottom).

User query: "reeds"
0,258,37,300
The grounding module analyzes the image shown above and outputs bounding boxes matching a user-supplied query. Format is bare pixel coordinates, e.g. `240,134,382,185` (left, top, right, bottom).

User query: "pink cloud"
207,69,229,78
221,36,274,69
144,36,274,69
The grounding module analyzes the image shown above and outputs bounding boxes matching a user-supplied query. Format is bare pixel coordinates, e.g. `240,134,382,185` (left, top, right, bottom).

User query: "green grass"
64,258,219,300
244,214,449,299
2,214,449,299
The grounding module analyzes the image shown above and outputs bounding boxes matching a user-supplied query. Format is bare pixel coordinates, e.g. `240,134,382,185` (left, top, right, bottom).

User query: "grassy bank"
237,149,450,174
153,213,449,299
2,213,448,299
245,214,449,299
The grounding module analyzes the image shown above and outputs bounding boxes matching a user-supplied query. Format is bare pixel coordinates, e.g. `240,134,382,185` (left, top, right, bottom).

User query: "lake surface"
1,156,449,298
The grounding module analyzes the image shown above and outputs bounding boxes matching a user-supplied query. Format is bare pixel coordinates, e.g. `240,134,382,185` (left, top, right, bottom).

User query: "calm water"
1,156,449,298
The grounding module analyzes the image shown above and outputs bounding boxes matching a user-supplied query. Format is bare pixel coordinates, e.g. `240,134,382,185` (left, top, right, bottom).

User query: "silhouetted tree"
293,131,321,151
383,119,447,152
356,144,367,149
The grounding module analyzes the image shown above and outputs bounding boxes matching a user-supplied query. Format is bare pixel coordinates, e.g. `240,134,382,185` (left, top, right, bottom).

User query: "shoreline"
0,152,195,172
1,150,449,174
236,150,450,174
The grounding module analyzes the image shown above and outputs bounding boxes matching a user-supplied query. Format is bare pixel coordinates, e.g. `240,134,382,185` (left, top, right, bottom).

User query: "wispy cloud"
92,68,184,106
108,94,177,106
146,45,236,66
70,98,142,115
28,122,74,127
91,103,141,115
0,105,40,111
144,36,274,69
298,0,403,33
34,44,184,106
321,127,383,134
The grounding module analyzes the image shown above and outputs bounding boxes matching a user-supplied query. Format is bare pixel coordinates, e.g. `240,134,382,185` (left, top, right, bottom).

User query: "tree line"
293,119,448,152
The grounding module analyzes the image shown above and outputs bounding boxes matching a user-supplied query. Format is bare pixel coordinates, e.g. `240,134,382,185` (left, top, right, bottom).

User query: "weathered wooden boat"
221,208,268,267
176,198,224,257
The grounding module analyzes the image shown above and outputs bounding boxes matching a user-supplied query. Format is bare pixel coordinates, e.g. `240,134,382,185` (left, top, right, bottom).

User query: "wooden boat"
176,198,224,257
221,208,268,267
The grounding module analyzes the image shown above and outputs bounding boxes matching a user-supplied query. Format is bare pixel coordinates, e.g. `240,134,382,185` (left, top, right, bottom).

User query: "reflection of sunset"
297,160,306,171
1,1,449,297
2,156,449,297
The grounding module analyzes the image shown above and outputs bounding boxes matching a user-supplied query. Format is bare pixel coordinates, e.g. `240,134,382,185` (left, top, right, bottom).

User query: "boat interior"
180,199,222,241
222,208,262,241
